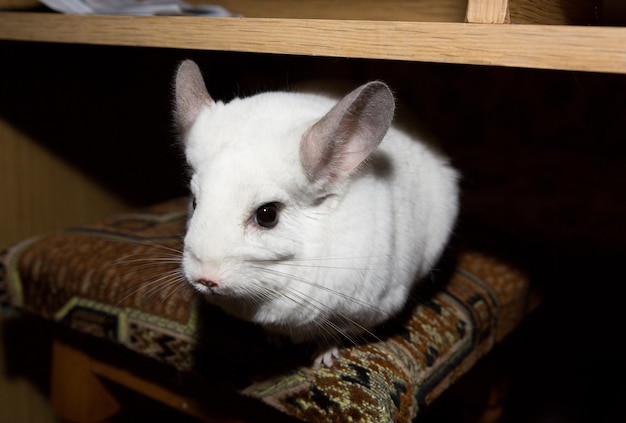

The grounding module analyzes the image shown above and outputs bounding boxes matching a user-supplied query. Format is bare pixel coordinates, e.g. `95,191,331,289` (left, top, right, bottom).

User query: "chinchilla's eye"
254,202,280,228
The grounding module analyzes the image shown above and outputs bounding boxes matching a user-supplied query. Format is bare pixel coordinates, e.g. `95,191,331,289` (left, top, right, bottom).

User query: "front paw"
312,346,340,369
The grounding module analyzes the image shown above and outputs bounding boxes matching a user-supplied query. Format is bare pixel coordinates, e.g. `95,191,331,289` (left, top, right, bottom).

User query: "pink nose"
197,278,219,288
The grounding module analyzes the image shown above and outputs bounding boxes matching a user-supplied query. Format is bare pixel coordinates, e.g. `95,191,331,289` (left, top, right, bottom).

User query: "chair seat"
0,197,539,422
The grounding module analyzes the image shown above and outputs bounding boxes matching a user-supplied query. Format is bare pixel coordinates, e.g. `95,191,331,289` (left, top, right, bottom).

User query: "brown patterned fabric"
0,197,539,422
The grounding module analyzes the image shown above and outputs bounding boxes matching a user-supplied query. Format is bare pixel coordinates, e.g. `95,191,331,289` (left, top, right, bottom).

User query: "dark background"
1,40,625,422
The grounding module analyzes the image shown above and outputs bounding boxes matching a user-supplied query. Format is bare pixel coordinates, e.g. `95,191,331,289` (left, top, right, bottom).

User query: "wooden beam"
1,13,625,73
50,340,121,423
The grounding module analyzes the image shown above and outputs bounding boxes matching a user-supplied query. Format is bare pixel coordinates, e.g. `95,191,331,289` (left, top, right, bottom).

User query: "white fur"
175,61,459,364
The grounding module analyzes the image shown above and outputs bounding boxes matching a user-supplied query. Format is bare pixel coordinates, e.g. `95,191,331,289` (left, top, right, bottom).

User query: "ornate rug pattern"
0,197,538,422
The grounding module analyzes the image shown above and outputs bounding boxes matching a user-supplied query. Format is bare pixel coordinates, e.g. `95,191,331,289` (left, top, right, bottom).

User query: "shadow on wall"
0,42,188,206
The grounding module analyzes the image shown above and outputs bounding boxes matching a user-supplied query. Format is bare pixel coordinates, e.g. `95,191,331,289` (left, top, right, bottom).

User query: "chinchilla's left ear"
299,81,394,187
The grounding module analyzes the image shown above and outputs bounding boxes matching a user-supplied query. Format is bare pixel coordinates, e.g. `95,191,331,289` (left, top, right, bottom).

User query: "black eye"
254,202,280,228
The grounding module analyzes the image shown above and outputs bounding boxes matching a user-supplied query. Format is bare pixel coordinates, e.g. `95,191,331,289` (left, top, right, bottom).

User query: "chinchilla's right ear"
174,60,215,138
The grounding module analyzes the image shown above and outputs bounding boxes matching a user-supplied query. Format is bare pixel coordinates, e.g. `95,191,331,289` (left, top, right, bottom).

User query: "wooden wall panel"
0,117,130,248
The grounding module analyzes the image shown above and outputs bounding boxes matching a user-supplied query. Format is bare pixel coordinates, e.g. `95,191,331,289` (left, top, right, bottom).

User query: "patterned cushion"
0,197,539,422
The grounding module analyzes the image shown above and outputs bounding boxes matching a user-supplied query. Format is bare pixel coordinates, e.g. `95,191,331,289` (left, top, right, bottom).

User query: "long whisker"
274,262,381,271
140,270,187,300
252,254,389,270
253,265,387,316
255,267,383,344
157,275,195,303
111,251,186,306
113,255,182,265
257,280,346,346
111,244,182,262
281,283,375,346
115,275,168,305
117,241,184,255
254,254,390,264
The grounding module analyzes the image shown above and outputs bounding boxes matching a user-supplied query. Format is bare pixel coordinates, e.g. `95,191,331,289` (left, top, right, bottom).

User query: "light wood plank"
1,13,625,74
0,117,129,249
50,340,121,423
466,0,510,23
91,359,216,423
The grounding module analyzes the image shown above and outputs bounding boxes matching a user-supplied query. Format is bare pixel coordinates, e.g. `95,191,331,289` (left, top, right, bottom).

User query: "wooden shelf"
1,12,625,74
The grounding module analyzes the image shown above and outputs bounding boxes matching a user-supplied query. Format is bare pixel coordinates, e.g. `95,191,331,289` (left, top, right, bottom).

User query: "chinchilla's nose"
197,278,219,288
183,243,225,290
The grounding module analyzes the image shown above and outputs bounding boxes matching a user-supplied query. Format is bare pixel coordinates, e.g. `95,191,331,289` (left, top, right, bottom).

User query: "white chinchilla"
174,60,459,368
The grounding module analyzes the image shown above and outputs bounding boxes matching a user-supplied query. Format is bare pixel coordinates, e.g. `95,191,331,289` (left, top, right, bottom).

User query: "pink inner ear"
300,81,395,185
174,60,215,137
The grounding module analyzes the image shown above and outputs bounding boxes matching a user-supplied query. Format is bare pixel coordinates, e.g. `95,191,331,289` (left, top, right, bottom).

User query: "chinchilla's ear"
300,81,394,187
174,60,215,138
